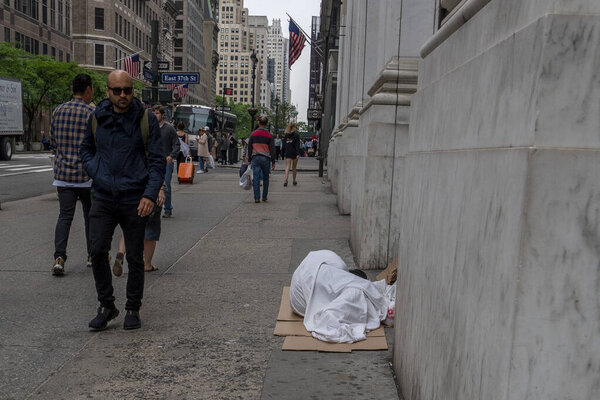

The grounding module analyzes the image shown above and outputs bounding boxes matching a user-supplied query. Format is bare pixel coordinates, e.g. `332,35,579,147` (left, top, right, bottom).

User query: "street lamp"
248,50,258,132
274,96,280,136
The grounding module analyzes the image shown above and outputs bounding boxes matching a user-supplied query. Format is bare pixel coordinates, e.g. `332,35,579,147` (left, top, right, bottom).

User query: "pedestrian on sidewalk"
247,115,276,203
218,133,229,165
152,105,180,219
228,133,238,164
175,122,189,174
112,183,165,276
197,126,210,173
283,122,301,187
49,73,95,275
80,70,165,331
274,133,282,160
210,130,218,163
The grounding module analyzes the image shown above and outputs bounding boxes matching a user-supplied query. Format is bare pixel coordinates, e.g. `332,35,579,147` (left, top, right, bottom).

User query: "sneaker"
293,181,298,186
86,256,92,268
262,198,268,202
112,252,124,277
52,257,65,275
255,199,260,203
197,170,205,174
123,310,141,330
89,305,119,331
162,211,172,218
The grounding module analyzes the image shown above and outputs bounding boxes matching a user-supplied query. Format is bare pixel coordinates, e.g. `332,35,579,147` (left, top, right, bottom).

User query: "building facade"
267,18,289,104
1,0,72,62
325,0,600,398
215,0,262,105
307,15,321,132
71,0,177,77
248,15,269,109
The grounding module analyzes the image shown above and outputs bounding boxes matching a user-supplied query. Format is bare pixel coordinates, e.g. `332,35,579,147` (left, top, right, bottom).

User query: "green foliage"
0,42,107,147
215,95,253,138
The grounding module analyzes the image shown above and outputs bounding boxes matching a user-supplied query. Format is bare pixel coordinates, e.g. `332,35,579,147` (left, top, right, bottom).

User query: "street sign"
143,68,154,82
160,73,199,84
223,87,233,95
144,61,170,70
215,106,231,111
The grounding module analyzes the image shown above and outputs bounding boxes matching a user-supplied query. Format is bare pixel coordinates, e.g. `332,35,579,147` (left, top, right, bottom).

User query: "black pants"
54,186,92,261
228,147,235,164
220,150,227,164
89,200,147,311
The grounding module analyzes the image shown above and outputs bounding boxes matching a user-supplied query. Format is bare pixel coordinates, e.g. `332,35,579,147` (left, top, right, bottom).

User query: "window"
94,8,104,30
42,0,47,24
94,43,104,66
58,49,63,61
3,27,9,42
58,0,63,32
51,46,55,58
42,42,47,55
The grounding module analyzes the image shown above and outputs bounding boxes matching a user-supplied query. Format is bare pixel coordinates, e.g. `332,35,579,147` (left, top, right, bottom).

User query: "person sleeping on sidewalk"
289,250,396,344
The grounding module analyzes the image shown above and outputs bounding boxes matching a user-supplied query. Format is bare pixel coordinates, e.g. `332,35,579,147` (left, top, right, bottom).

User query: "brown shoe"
52,257,65,276
112,252,124,277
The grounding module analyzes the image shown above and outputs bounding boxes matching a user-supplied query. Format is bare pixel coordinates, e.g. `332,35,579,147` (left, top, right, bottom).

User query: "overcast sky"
243,0,321,123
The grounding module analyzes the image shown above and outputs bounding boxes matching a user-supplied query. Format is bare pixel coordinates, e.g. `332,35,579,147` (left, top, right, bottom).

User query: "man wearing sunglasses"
80,70,165,331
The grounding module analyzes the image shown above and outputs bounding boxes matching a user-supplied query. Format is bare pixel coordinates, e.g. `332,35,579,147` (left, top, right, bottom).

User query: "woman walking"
175,122,189,174
197,126,210,173
283,123,301,187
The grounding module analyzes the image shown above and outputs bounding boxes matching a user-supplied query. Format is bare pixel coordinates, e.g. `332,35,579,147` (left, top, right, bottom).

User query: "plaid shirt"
50,98,95,183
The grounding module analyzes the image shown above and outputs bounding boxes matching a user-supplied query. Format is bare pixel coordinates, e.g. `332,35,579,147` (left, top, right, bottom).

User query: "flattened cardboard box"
274,286,388,352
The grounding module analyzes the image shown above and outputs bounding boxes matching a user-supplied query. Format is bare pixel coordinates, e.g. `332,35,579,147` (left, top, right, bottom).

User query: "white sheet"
289,250,389,343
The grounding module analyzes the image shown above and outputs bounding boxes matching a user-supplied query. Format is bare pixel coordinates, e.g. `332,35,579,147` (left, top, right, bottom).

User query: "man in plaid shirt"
49,74,95,275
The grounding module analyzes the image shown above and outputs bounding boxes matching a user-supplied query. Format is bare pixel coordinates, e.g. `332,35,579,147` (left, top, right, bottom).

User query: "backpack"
91,109,150,156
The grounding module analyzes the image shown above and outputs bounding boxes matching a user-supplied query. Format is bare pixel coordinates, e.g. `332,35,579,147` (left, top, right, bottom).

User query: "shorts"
145,206,162,241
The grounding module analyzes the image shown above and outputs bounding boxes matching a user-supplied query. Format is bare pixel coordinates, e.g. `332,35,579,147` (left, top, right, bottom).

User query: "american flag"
124,54,141,77
288,19,306,68
164,83,178,90
175,84,188,98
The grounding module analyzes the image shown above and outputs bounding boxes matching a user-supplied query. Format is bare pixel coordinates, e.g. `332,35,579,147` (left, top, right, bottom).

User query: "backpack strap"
91,110,149,157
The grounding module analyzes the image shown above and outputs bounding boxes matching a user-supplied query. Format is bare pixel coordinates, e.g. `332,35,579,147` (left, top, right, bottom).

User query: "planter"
30,142,42,151
15,143,24,152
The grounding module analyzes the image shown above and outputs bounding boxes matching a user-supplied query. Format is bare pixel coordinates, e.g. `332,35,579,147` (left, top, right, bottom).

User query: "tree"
0,43,108,149
215,95,253,138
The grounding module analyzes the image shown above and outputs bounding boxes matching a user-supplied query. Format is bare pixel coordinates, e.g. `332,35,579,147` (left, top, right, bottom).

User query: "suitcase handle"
186,156,193,163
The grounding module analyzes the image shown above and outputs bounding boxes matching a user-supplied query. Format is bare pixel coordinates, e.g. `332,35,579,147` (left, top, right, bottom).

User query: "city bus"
172,104,237,158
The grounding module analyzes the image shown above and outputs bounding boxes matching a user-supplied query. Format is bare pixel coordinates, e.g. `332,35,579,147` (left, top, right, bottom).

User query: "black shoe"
162,211,172,218
123,310,141,330
262,198,268,202
255,199,260,203
89,306,119,331
284,181,288,187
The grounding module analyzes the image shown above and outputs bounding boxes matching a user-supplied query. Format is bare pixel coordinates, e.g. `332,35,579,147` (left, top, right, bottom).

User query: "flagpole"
113,51,142,65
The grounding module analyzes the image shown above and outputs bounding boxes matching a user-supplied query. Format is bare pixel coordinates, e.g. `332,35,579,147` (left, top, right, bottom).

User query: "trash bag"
208,155,216,169
239,164,252,190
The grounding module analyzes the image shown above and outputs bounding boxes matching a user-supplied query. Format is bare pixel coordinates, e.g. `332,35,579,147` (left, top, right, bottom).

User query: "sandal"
293,181,298,186
144,265,159,272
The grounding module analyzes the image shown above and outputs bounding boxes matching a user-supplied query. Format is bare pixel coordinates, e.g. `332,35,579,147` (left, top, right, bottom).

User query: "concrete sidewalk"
214,155,325,172
0,169,399,400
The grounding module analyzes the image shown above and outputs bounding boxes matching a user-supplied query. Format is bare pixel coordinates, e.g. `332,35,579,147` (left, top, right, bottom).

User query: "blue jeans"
252,156,271,201
198,156,204,171
164,162,174,212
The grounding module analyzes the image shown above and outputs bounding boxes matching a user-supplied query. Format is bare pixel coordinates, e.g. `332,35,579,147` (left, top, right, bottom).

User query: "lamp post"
248,50,258,133
274,96,280,136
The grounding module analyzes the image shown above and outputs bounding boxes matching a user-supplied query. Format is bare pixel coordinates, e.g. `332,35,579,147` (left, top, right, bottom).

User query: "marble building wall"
394,0,600,399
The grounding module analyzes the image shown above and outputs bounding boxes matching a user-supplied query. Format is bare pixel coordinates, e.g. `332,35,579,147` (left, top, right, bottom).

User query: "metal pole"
222,90,225,132
275,100,279,136
250,60,256,132
151,20,159,104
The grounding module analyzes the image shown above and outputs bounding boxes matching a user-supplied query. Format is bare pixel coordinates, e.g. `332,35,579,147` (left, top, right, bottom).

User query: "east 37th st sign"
160,73,199,84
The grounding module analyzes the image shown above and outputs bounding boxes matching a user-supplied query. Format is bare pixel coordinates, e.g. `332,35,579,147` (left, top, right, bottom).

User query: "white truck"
0,76,24,160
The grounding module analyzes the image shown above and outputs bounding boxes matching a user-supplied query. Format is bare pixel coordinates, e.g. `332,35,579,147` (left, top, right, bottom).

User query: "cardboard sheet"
275,286,388,352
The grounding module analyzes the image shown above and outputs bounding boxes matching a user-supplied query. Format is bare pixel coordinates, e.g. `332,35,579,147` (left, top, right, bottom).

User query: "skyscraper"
267,19,290,104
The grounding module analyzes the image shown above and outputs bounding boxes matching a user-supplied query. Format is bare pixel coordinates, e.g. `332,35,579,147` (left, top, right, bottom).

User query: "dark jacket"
160,122,180,159
80,98,166,205
283,132,301,158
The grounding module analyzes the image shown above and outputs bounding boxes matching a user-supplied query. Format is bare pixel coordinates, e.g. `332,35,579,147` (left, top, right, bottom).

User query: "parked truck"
0,76,24,161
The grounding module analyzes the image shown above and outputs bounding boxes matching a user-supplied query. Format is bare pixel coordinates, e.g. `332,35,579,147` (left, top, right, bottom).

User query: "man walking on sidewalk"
80,70,165,331
49,73,95,275
247,116,276,203
151,105,179,218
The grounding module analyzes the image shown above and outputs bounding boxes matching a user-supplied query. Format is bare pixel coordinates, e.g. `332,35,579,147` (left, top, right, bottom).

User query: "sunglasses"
108,86,134,95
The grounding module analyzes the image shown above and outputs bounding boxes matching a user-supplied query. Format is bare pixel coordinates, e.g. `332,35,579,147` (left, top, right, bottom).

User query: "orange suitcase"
177,157,194,184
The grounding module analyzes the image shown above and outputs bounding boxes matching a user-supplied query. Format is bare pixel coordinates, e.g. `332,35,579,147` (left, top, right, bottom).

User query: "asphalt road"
0,153,55,204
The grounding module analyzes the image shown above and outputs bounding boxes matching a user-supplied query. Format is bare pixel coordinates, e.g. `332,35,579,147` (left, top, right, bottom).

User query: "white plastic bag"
239,164,252,190
208,154,215,169
179,138,190,158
